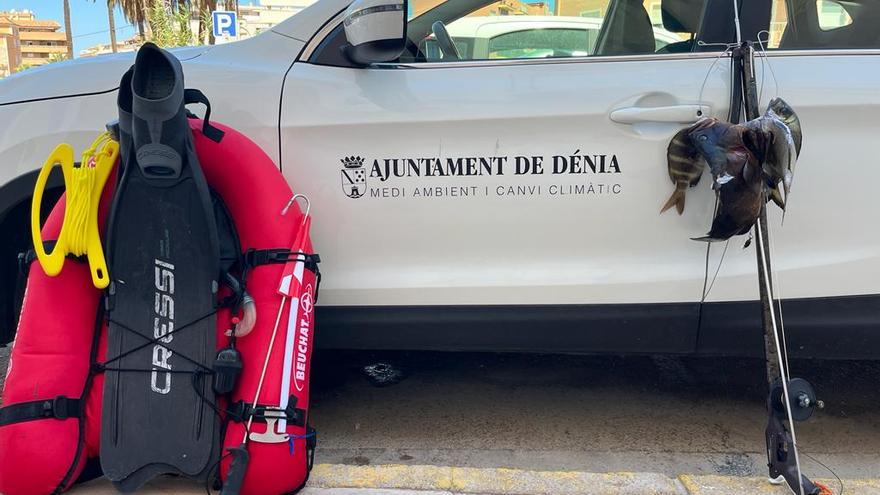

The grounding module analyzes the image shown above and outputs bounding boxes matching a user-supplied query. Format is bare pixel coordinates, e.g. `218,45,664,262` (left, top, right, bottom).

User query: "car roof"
445,15,604,38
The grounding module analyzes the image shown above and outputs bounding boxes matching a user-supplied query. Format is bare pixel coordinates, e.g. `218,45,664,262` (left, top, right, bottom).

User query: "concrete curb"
67,464,879,494
309,464,681,494
679,474,880,494
310,464,878,495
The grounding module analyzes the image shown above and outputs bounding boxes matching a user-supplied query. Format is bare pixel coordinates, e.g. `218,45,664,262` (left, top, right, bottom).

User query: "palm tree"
106,0,118,52
62,0,74,59
91,0,119,52
118,0,149,39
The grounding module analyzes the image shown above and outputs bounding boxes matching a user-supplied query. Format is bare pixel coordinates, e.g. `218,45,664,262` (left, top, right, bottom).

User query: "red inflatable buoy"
0,187,114,495
194,120,318,495
0,120,318,495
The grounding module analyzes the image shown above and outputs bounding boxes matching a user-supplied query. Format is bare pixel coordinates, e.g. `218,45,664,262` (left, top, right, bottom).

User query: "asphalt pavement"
2,347,879,494
308,351,880,482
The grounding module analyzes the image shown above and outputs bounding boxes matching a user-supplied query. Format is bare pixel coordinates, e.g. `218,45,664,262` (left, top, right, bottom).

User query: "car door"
278,0,737,351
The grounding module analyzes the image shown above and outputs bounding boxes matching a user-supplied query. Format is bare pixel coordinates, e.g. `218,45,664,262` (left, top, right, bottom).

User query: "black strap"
243,248,294,267
306,424,317,471
17,249,38,275
242,248,320,268
227,396,306,428
0,396,81,426
18,241,87,276
240,248,322,303
185,88,225,143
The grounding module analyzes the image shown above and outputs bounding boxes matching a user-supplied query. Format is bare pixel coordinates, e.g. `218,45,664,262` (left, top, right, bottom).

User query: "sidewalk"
70,463,879,495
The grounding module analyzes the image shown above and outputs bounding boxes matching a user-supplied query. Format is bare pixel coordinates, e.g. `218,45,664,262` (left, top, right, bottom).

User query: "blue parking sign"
212,11,237,38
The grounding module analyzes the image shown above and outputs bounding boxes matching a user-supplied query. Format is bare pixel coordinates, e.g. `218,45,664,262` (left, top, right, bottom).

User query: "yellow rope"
31,132,118,288
67,133,113,255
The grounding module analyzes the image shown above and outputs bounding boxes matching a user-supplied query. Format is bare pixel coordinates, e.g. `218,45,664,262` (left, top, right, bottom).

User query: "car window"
767,0,879,49
406,0,693,63
423,38,475,59
488,28,596,58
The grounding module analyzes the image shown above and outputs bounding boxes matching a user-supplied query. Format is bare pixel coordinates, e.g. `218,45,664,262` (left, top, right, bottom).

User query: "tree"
48,53,68,63
89,0,119,52
146,0,196,47
62,0,74,59
106,0,118,52
117,0,149,38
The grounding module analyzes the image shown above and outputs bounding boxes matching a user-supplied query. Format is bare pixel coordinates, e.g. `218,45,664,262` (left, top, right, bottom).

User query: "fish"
688,118,761,187
768,97,802,157
687,118,730,178
661,127,705,215
692,127,767,242
743,110,797,209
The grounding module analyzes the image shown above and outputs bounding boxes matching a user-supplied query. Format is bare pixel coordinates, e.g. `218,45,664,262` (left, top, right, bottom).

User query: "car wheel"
0,188,63,346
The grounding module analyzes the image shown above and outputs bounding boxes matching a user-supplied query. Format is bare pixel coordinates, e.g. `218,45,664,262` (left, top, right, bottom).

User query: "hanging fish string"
754,31,781,108
659,40,803,303
659,46,803,243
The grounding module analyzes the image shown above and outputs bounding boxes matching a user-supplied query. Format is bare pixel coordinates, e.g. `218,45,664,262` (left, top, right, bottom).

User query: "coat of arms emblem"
341,156,366,199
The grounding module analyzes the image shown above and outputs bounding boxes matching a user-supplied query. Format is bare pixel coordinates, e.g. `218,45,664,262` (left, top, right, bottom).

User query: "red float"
0,119,317,495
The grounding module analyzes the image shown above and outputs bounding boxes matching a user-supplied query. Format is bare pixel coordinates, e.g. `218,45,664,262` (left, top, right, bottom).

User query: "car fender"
0,47,211,106
0,32,305,223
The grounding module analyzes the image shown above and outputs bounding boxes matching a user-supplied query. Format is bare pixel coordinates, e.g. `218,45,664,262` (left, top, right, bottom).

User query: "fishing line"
696,43,736,107
698,194,729,304
697,242,712,344
757,44,766,104
802,451,844,495
732,0,743,43
702,240,730,301
202,448,238,495
755,31,796,226
766,219,792,378
700,244,711,304
755,31,781,100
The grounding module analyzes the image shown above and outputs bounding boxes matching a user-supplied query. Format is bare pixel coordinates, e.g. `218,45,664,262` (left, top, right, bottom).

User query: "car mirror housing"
342,0,408,65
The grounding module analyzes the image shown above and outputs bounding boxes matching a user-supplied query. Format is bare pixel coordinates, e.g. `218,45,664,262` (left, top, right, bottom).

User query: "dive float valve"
31,133,118,288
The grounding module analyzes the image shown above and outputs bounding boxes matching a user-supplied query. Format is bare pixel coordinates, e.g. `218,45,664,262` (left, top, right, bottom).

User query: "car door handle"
609,104,711,125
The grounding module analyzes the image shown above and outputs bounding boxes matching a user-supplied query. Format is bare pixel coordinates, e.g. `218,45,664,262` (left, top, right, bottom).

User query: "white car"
1,0,878,357
420,16,684,60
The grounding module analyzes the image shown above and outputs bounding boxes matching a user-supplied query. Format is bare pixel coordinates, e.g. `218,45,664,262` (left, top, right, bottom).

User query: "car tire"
0,188,62,346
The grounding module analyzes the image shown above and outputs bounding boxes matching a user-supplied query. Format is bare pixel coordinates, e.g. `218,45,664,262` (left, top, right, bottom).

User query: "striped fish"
661,126,706,215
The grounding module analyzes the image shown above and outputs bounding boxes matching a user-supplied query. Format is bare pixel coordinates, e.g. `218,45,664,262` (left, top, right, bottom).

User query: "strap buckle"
228,396,306,427
47,395,71,420
243,248,291,268
0,395,80,426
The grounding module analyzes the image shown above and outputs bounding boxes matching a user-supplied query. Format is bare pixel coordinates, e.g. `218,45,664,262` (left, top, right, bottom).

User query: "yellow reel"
31,133,118,289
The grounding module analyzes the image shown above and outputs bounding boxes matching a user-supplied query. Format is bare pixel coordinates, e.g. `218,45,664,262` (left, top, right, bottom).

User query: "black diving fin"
101,42,221,492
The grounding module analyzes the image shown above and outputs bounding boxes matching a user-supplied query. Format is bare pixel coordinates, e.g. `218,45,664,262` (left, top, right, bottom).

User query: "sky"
0,0,256,56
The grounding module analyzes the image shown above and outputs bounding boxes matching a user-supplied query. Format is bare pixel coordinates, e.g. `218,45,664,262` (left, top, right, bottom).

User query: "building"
0,19,20,78
470,0,551,16
0,9,69,74
227,0,316,41
80,35,143,58
412,0,549,17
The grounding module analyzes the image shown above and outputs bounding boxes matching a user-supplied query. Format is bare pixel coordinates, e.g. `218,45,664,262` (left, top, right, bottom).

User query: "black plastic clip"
47,396,72,420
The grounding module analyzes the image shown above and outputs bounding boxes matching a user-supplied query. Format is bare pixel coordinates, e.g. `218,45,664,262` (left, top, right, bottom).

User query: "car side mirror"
342,0,408,65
